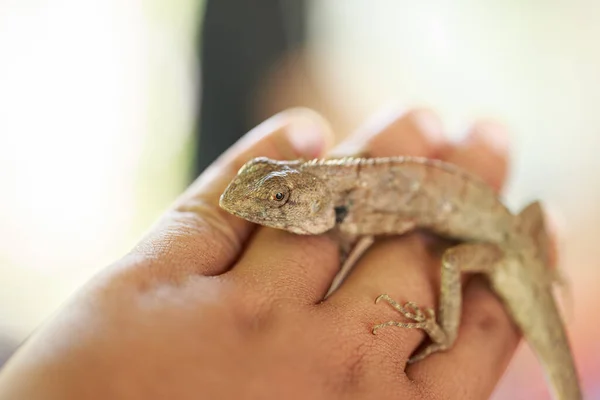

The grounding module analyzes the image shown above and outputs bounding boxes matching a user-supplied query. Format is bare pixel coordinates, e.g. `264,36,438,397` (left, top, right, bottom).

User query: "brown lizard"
219,156,582,400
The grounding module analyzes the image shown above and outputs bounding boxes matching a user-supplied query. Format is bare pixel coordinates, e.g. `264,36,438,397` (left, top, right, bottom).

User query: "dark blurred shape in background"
0,336,15,367
194,0,307,175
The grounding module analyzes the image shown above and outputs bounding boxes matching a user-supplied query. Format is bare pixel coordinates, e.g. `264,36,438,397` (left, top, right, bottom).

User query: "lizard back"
301,157,514,242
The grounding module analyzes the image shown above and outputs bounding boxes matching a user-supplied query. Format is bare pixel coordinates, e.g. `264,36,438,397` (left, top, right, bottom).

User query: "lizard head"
219,157,335,235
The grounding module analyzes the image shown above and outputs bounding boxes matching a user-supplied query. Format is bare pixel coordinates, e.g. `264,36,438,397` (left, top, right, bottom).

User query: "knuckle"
464,288,512,334
223,285,275,334
339,343,371,391
173,200,242,253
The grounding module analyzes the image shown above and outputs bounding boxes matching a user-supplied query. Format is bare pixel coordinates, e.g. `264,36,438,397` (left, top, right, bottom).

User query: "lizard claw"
374,294,388,304
374,294,433,321
372,294,437,334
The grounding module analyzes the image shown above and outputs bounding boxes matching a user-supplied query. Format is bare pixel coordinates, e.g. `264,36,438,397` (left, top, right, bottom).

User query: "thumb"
125,108,334,279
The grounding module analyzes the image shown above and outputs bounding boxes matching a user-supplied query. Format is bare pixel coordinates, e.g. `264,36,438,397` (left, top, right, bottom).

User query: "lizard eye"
269,188,289,206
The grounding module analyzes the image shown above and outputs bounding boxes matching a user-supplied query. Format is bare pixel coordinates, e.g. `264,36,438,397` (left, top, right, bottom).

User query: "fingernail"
348,102,408,144
410,108,445,144
466,121,510,154
328,103,407,157
285,108,334,158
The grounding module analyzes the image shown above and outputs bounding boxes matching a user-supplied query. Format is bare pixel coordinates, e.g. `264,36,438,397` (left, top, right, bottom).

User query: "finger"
438,120,511,286
127,108,334,278
542,207,572,318
329,106,447,158
326,119,511,363
230,108,449,303
428,119,511,291
409,210,566,398
406,122,520,391
410,276,520,400
440,120,510,192
542,203,565,270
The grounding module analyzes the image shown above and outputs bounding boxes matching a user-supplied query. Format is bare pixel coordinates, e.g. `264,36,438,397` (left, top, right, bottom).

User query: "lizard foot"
372,294,449,363
372,294,436,334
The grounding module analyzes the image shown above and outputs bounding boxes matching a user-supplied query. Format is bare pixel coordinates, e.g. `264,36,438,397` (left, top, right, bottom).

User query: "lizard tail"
517,201,573,320
490,203,583,399
493,276,582,400
516,201,552,265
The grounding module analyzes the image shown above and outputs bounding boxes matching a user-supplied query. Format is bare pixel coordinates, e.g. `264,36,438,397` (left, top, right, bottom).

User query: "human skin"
0,107,544,399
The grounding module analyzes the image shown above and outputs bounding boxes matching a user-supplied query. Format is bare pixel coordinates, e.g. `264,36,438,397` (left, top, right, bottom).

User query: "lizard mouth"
218,190,237,212
218,199,262,225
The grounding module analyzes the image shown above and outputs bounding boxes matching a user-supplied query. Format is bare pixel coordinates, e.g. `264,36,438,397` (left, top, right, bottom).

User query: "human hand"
0,107,523,400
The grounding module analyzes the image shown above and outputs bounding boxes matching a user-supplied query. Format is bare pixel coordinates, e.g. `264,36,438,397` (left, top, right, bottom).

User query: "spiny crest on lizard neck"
219,157,336,234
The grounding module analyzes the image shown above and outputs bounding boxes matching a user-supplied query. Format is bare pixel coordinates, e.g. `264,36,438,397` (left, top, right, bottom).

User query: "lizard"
218,155,582,400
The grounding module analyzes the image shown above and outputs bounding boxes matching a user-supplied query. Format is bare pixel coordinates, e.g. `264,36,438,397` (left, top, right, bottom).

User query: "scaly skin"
219,156,582,400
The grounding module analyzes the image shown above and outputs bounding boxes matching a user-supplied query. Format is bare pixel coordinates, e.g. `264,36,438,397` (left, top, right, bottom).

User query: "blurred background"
0,0,599,398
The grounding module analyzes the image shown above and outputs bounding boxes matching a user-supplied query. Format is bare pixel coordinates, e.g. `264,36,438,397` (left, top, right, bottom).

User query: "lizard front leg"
373,242,503,364
326,208,417,298
326,233,375,298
